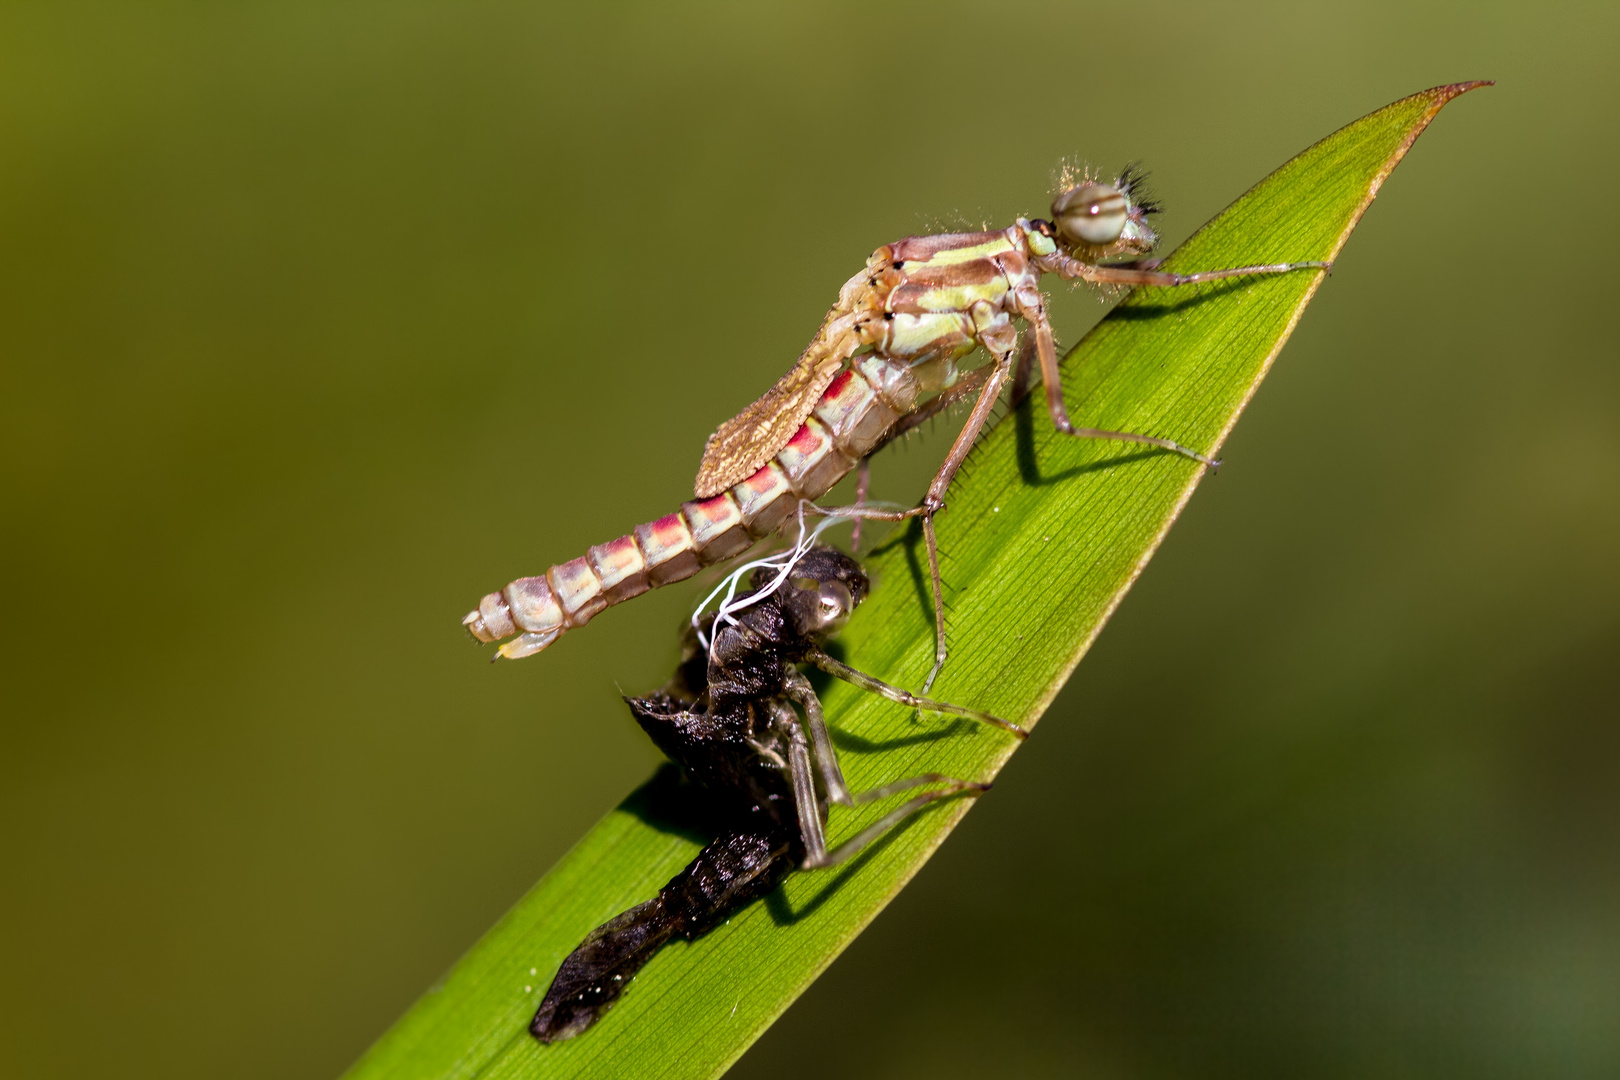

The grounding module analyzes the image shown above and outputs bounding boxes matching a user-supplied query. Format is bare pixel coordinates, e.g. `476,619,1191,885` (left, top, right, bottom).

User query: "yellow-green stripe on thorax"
878,224,1045,390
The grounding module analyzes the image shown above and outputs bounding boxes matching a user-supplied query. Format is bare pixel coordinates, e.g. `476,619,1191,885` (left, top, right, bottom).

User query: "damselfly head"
1050,167,1159,257
1052,182,1128,244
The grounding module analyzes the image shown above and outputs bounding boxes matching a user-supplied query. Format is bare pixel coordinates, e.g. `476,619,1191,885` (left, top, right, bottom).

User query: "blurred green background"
2,3,1615,1078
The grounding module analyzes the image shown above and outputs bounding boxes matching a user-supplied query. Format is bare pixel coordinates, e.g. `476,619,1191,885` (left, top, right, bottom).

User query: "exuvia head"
1046,165,1159,257
753,545,870,641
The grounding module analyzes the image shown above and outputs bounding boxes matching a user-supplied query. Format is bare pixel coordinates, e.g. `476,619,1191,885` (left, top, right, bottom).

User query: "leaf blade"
343,82,1487,1080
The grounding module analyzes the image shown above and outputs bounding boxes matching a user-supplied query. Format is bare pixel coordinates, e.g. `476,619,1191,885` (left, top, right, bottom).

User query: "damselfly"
465,167,1327,685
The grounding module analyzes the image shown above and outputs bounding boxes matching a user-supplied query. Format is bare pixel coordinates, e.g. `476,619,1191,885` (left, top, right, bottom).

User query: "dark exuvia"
531,545,1024,1042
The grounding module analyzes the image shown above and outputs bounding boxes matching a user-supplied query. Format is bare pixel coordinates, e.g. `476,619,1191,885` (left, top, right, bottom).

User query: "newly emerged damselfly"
464,166,1327,685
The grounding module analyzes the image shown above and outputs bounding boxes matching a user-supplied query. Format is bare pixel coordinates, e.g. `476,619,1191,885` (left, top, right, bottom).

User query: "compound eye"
815,581,854,631
1052,182,1128,246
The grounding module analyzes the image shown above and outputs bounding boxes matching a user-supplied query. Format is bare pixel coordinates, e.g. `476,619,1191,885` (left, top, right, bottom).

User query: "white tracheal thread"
693,501,831,655
691,500,897,658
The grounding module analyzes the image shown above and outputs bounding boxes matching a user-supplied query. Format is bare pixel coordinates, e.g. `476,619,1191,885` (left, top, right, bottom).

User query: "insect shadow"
1108,274,1260,319
761,809,924,927
867,517,938,634
617,762,732,848
1014,389,1175,490
806,641,974,752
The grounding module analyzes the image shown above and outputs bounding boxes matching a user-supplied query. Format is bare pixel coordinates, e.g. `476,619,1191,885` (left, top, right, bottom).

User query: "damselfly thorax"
465,167,1329,684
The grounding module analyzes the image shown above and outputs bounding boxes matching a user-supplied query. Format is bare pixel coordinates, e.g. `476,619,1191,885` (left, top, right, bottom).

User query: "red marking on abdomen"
784,424,818,453
644,513,687,543
823,369,857,401
736,463,782,494
688,494,733,519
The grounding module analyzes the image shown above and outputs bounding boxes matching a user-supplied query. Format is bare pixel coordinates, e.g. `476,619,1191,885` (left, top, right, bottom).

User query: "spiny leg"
800,780,989,870
849,366,995,553
1024,303,1219,466
808,649,1027,738
919,515,947,692
783,699,989,873
779,672,997,870
803,364,994,536
1022,259,1329,465
806,353,1014,691
844,771,977,806
782,669,853,805
1075,259,1330,288
788,730,987,872
786,737,831,863
849,455,871,553
886,365,995,443
913,351,1015,689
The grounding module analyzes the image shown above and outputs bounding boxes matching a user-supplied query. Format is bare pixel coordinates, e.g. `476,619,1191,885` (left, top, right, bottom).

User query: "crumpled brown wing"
694,353,843,497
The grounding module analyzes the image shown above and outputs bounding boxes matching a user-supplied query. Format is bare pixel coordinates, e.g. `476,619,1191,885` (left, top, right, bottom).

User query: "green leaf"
343,83,1488,1080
